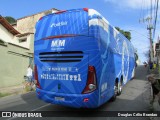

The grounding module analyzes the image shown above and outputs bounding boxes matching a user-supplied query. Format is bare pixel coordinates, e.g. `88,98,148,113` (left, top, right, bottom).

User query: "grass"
0,83,36,98
24,85,35,92
22,81,36,93
0,92,12,98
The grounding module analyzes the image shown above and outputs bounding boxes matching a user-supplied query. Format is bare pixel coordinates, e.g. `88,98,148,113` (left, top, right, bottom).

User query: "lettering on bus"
42,67,79,72
40,73,82,81
50,21,67,27
51,40,65,47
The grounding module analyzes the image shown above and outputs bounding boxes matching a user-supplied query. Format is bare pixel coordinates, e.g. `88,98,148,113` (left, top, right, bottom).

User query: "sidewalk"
0,83,35,98
0,84,24,96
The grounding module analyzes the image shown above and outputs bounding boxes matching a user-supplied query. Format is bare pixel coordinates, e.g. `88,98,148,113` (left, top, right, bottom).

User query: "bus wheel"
110,83,117,102
117,81,122,96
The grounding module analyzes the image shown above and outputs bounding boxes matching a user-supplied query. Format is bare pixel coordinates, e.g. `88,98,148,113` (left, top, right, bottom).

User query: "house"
0,16,33,88
0,8,60,88
13,8,59,33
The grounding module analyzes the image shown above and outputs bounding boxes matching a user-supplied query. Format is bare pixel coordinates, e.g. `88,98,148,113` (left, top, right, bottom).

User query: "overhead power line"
153,0,159,40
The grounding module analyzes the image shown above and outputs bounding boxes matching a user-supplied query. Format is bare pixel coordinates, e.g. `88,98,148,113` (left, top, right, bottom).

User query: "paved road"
0,65,152,120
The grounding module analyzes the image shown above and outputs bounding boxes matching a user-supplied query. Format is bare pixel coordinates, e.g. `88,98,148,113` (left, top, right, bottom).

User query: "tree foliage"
116,27,139,62
115,27,131,41
4,16,16,24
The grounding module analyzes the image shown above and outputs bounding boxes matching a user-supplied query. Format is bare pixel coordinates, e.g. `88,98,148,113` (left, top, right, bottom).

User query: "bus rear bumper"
36,88,99,108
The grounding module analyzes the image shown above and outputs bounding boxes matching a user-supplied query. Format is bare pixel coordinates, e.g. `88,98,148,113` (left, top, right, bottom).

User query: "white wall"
13,35,30,49
0,24,14,42
0,24,33,49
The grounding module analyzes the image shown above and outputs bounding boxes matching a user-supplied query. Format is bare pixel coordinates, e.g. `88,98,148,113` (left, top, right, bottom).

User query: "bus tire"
110,83,117,102
117,80,122,96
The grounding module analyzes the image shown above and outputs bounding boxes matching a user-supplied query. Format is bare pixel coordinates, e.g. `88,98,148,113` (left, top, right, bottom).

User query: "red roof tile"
0,16,20,35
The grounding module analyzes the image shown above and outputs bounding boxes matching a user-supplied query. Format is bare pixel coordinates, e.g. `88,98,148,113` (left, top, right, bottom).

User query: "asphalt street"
0,65,153,120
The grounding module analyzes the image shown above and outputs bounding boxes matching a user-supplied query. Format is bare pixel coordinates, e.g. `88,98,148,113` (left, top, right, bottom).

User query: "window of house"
19,38,27,43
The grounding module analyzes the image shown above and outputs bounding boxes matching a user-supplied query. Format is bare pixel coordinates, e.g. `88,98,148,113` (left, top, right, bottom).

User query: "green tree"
115,27,131,41
115,27,138,62
4,16,16,24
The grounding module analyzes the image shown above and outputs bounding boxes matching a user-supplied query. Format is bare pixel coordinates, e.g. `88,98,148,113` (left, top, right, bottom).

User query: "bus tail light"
34,65,41,88
83,8,88,12
38,16,44,21
55,10,67,14
83,98,89,102
43,34,77,40
82,66,97,94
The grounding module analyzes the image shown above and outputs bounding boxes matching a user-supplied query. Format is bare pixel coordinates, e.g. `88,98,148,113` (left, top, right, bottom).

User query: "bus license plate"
55,97,65,101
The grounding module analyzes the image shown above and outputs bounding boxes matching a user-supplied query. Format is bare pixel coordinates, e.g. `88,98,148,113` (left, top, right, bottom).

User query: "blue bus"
34,8,136,108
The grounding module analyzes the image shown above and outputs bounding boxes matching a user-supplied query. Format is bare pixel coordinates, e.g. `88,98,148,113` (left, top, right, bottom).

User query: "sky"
0,0,159,64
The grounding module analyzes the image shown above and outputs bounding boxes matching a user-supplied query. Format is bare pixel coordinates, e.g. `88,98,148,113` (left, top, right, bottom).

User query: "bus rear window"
35,10,89,40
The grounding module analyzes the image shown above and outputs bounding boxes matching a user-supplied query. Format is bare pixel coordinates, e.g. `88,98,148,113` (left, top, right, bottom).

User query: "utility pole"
147,23,154,62
140,17,154,62
139,0,155,62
